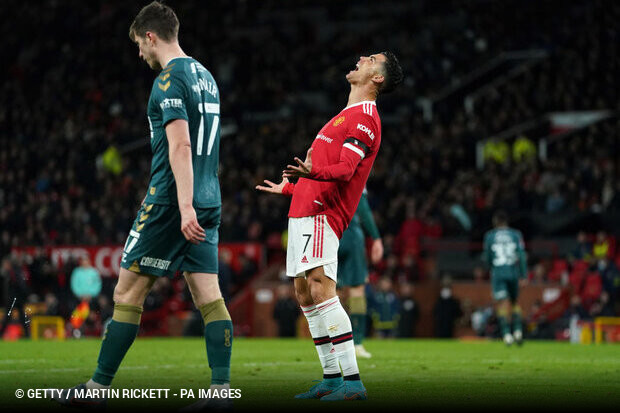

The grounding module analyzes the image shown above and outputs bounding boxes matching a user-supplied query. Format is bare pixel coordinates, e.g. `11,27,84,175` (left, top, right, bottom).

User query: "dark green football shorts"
337,224,368,288
491,274,519,302
120,203,220,278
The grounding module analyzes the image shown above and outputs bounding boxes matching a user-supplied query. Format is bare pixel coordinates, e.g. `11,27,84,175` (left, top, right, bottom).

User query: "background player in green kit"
54,2,232,409
483,210,528,346
338,190,383,359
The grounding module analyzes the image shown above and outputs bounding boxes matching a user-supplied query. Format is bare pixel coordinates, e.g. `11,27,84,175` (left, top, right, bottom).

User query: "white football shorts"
286,215,339,281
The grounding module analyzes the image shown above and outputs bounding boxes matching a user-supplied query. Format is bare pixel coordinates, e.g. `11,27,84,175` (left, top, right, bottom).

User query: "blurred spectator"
397,283,419,338
433,280,463,338
589,291,615,318
370,277,400,337
570,231,592,262
44,292,59,316
592,231,612,260
529,262,547,284
596,258,620,303
546,190,566,213
399,254,421,283
562,295,588,321
483,140,510,165
394,202,423,258
272,284,299,337
70,257,101,300
512,135,536,164
527,300,555,340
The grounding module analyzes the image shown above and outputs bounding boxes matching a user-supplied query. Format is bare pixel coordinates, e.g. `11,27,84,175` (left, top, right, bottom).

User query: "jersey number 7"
302,234,312,253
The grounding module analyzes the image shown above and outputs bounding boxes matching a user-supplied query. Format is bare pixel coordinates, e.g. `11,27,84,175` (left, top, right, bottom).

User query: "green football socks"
199,298,233,385
497,306,511,337
92,304,142,386
512,305,523,334
348,296,367,345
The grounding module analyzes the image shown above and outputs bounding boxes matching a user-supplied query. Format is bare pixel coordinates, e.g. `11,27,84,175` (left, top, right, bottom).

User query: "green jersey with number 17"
144,56,221,208
483,227,527,280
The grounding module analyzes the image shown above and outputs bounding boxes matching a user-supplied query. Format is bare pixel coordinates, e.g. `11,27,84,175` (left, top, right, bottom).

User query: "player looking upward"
54,2,232,409
338,189,383,359
257,51,402,401
483,210,528,346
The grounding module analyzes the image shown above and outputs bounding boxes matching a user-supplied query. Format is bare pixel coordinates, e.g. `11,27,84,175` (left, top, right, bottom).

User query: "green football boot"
295,378,343,399
320,380,367,401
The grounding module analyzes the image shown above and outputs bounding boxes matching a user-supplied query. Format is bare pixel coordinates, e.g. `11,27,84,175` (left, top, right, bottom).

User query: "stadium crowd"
1,0,619,337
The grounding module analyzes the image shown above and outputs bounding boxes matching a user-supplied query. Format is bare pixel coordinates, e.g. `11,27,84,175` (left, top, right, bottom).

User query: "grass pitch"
1,338,619,411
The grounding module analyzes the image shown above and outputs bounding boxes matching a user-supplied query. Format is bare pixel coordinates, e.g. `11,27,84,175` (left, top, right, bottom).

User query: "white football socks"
301,303,341,378
316,296,360,380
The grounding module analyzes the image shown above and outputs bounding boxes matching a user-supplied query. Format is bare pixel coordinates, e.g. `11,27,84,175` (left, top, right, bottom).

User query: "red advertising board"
12,243,264,277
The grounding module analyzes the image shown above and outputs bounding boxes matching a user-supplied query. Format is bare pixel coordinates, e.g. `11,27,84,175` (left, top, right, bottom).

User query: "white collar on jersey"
344,100,377,110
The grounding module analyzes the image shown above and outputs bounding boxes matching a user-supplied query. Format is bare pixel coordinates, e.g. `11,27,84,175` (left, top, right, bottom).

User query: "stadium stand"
0,0,618,338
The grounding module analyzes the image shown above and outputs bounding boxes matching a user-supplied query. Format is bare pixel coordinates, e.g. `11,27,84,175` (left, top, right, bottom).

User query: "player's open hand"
370,238,384,264
256,177,289,194
284,148,313,178
180,206,206,245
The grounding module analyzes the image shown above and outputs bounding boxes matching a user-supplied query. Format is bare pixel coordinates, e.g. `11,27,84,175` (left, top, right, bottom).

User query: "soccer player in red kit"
257,51,403,401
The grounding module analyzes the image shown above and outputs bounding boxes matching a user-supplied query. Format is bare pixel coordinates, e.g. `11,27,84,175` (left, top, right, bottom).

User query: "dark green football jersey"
144,57,221,208
345,190,380,241
483,227,527,279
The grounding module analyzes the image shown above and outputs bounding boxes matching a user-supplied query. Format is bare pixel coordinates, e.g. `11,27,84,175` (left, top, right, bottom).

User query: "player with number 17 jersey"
144,57,221,208
120,56,222,277
54,3,233,409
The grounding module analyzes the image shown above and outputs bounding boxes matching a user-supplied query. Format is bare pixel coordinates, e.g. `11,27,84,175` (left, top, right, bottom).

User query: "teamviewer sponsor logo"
356,123,374,140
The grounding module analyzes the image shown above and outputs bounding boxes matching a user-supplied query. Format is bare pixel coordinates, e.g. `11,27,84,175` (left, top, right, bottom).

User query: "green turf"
1,338,619,411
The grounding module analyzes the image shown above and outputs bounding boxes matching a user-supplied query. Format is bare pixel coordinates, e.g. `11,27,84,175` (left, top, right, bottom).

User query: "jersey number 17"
192,62,219,157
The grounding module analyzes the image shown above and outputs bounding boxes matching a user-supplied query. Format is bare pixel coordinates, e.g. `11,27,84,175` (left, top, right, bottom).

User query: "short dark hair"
378,51,403,94
129,1,179,42
493,210,509,226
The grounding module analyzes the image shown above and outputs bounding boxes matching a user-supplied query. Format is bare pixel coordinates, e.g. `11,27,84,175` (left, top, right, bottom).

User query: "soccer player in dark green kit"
338,189,383,358
54,2,232,409
483,211,528,346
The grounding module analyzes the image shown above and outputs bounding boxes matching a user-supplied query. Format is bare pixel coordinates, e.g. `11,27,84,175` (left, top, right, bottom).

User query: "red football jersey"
284,100,381,238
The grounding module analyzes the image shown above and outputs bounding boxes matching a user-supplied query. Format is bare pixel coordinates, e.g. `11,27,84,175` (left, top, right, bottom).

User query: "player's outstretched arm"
255,176,293,196
284,144,363,182
166,119,206,245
